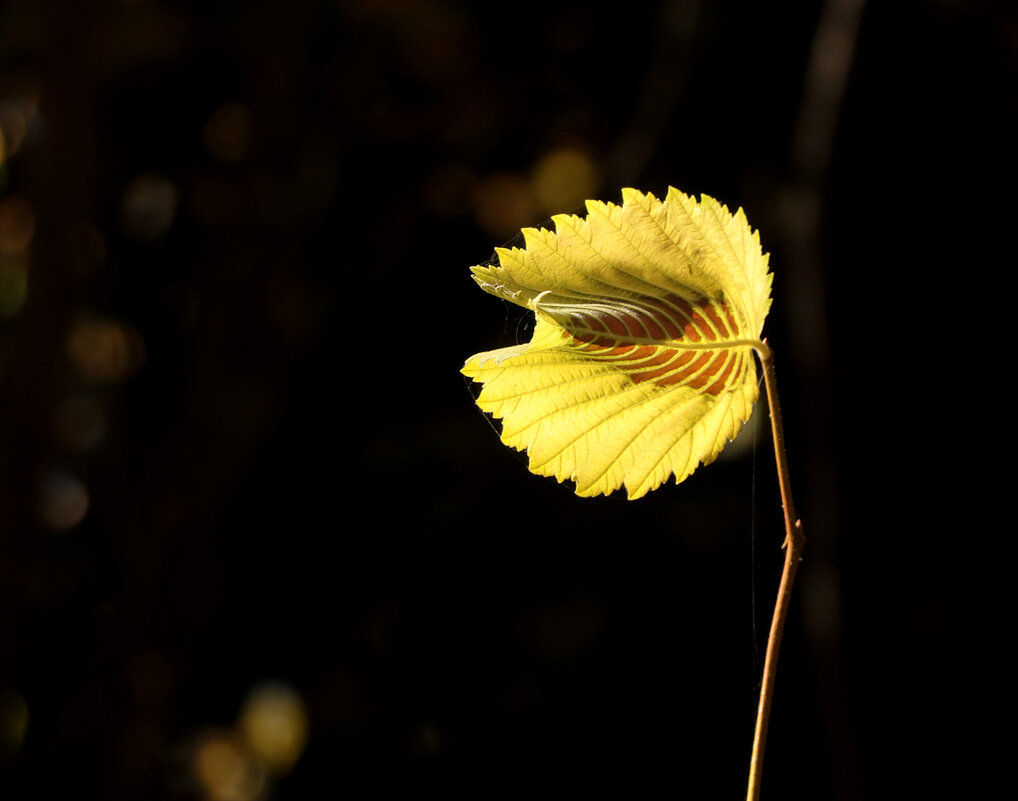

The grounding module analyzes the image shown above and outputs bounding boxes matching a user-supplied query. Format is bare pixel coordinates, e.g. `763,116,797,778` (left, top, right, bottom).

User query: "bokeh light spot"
66,314,145,383
472,172,538,239
192,731,265,801
237,682,309,777
0,195,36,254
39,470,89,531
121,172,178,240
0,258,28,317
531,147,597,215
410,721,441,758
0,690,29,758
204,103,251,164
0,94,39,163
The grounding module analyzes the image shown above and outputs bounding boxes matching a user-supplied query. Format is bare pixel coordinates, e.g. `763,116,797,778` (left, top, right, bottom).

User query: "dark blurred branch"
604,0,700,188
781,0,867,798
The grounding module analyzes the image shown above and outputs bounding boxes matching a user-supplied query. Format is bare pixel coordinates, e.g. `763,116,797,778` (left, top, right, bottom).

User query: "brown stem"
747,341,805,801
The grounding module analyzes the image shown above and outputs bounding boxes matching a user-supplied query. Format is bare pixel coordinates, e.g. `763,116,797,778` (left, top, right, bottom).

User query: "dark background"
0,0,1015,798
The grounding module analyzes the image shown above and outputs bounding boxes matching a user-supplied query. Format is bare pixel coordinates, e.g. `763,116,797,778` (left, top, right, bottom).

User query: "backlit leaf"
462,187,772,499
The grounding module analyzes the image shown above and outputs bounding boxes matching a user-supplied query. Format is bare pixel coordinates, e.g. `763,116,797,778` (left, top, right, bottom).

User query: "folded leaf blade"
463,187,771,499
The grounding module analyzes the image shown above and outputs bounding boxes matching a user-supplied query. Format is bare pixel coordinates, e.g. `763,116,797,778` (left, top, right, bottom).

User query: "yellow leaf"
462,187,772,499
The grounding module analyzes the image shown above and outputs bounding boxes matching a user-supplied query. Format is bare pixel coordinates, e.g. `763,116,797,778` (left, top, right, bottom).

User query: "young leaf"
462,187,772,499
